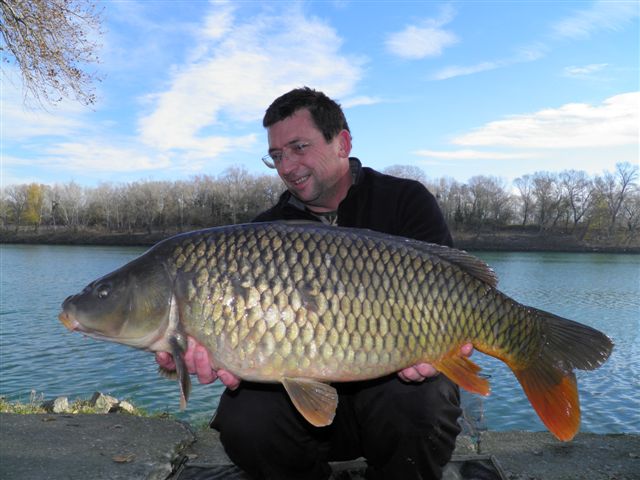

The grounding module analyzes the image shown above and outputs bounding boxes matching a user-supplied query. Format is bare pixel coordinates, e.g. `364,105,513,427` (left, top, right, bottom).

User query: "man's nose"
278,150,297,173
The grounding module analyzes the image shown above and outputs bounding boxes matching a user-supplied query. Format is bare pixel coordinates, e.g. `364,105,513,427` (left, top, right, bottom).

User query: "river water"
1,243,638,433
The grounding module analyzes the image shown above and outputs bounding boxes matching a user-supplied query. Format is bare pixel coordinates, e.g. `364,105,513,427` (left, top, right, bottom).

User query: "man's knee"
211,384,331,480
211,384,289,457
358,375,462,479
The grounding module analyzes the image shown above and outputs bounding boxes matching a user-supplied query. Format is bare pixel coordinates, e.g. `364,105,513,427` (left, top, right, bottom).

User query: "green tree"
0,0,103,106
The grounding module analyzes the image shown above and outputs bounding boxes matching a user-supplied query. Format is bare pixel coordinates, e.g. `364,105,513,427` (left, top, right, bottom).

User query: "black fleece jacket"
253,158,453,247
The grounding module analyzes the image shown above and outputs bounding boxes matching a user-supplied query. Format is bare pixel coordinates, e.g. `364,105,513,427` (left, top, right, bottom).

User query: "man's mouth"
290,175,310,186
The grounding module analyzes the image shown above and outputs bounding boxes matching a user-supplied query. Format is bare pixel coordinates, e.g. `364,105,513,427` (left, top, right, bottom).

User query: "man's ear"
337,129,352,158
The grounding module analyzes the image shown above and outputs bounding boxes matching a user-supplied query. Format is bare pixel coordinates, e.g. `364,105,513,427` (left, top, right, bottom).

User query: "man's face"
267,108,351,212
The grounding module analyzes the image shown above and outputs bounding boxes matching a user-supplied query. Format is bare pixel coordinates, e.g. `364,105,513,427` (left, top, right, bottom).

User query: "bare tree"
514,174,535,226
52,181,86,229
165,180,194,232
427,177,465,227
595,162,639,236
186,175,214,226
531,172,564,231
559,170,594,234
250,174,284,216
0,188,10,228
1,0,103,106
467,176,512,226
621,190,640,243
4,184,28,231
383,165,428,185
129,181,166,234
218,167,251,224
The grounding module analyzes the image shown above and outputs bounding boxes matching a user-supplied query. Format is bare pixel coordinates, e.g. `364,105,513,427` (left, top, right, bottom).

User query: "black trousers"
210,374,462,480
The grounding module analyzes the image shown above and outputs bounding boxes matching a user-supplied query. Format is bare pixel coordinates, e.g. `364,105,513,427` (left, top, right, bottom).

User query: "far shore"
1,227,639,254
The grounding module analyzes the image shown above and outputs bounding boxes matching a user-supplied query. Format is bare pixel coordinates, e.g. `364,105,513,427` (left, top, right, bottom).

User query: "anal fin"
281,377,338,427
433,353,490,396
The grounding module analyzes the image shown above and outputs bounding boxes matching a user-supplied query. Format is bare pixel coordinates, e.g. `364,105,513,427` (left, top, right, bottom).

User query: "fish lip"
58,310,97,338
58,308,174,351
58,311,80,331
57,312,118,343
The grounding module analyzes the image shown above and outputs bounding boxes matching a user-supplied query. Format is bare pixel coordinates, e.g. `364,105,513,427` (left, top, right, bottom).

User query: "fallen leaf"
112,454,135,463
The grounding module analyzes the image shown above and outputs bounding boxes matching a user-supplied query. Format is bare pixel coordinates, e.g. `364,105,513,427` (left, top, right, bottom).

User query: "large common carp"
59,222,612,441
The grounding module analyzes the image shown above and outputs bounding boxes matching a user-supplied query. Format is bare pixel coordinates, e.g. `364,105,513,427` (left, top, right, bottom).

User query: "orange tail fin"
499,311,612,441
513,365,580,441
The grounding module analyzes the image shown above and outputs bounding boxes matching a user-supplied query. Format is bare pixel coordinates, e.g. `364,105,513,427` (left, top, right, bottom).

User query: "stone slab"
0,413,195,480
2,413,638,480
479,431,640,480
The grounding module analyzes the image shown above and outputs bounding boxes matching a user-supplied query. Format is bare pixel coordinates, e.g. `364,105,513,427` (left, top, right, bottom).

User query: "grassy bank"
2,227,639,253
0,392,158,417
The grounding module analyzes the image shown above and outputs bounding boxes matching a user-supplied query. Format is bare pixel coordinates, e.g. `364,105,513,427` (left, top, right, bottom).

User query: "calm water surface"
1,244,638,433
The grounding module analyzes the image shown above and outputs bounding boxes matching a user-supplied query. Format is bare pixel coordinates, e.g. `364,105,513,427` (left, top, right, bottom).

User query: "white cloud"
552,0,639,39
341,96,382,108
431,61,502,81
138,6,364,159
2,102,85,140
431,1,637,81
43,141,173,173
386,26,458,60
453,92,639,149
385,5,458,59
1,68,87,140
563,63,609,77
201,1,235,40
413,149,536,160
3,3,365,184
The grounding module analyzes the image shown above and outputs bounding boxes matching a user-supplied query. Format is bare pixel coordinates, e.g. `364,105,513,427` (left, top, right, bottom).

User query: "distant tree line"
1,168,283,235
2,162,639,243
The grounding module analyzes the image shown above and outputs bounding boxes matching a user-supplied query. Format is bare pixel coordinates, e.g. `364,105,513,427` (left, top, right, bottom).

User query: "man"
157,87,472,479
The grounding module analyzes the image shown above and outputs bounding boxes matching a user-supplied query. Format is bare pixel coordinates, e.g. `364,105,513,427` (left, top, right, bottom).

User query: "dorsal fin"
266,221,499,288
404,241,498,287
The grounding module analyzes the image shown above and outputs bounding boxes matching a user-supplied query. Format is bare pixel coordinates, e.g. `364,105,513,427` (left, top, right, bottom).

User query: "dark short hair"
263,87,350,142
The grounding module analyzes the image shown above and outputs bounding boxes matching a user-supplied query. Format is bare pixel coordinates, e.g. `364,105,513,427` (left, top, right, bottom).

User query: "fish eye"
96,283,111,299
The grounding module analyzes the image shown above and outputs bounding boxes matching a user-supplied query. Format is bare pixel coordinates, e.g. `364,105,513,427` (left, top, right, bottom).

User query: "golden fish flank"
59,221,613,440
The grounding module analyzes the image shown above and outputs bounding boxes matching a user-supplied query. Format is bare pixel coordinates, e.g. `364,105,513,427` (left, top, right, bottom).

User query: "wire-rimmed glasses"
261,141,312,169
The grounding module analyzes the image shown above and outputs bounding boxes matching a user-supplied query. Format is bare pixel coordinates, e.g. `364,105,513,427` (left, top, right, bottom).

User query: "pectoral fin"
433,352,490,396
281,377,338,427
169,335,191,410
166,293,191,410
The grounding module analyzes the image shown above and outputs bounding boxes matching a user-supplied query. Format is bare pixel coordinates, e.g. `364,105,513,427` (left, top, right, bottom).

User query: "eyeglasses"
262,142,311,169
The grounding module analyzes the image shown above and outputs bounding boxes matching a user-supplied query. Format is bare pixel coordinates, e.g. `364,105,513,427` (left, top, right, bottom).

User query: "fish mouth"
58,311,80,331
58,307,173,351
58,310,109,341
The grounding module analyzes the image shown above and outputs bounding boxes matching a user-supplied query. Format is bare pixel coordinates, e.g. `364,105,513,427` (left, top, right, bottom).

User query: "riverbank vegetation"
0,391,155,417
2,162,638,251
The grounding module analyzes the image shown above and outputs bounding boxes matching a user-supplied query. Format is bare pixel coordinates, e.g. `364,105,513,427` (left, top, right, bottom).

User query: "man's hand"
398,343,474,382
155,337,241,390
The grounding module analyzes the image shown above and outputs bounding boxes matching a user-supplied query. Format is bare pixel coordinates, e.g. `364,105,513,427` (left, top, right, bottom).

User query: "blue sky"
2,0,638,187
